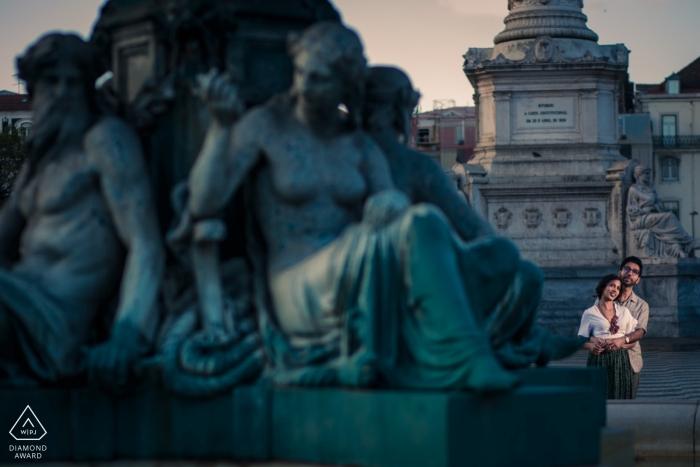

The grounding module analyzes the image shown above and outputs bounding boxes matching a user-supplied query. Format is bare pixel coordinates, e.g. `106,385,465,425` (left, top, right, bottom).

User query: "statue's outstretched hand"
87,321,147,390
195,68,245,125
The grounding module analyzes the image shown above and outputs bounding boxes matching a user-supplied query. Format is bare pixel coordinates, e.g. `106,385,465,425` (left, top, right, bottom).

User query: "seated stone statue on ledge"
173,22,581,395
627,165,699,258
362,65,581,371
0,34,164,388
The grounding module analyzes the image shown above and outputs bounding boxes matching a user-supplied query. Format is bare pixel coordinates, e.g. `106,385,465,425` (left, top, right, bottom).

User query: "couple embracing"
578,257,649,399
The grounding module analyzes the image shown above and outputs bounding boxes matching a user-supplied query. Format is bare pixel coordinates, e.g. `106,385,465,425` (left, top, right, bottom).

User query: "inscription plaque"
515,97,576,131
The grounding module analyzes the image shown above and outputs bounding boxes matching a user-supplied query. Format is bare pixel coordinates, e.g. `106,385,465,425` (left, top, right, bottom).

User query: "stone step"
0,367,606,466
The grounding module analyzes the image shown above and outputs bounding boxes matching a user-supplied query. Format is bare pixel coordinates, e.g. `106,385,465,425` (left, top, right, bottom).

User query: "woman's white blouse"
578,302,638,339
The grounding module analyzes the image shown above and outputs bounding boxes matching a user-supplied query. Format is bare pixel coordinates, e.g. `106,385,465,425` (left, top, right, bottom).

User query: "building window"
19,122,32,139
661,115,677,147
661,157,679,181
417,128,430,143
663,200,680,219
666,80,680,94
619,144,632,159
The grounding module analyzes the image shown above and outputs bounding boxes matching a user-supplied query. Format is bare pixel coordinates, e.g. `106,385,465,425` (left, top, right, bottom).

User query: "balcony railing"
652,135,700,148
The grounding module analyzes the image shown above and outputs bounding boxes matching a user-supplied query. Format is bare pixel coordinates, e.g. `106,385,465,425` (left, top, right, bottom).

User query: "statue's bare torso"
250,107,377,273
15,142,123,305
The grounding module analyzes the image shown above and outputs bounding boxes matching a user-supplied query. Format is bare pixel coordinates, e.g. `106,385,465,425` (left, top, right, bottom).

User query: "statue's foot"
536,335,586,367
465,354,519,395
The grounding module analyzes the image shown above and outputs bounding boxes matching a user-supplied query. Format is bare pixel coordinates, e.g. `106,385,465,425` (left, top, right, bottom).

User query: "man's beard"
25,96,94,170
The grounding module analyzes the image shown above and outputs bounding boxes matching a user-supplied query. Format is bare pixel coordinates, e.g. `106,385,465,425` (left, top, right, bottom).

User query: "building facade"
411,106,476,170
0,91,32,136
636,57,700,241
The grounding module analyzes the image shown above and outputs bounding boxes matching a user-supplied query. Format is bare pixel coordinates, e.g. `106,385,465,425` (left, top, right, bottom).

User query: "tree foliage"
0,125,26,204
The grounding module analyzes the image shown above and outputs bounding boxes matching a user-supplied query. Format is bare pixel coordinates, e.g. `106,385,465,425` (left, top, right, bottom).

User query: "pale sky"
1,0,699,109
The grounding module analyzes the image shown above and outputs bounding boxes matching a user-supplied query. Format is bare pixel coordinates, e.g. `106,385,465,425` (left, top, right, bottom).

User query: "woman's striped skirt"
587,349,633,399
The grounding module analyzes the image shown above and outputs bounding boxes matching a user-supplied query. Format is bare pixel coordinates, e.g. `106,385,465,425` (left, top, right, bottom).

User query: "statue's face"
637,171,651,185
33,60,85,110
292,50,344,116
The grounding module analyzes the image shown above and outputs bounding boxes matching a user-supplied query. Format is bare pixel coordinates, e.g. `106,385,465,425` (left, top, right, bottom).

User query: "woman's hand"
583,337,605,355
590,342,605,355
603,337,625,351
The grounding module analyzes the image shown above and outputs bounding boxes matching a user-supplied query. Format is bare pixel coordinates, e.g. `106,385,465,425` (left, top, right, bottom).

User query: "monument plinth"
463,0,630,269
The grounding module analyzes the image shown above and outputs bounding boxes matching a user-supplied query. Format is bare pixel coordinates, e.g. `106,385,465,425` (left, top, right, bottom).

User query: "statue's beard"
25,96,94,167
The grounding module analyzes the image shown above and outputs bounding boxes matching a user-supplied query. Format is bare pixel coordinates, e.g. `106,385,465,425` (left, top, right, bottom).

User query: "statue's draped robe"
627,183,697,258
0,269,99,382
252,195,549,388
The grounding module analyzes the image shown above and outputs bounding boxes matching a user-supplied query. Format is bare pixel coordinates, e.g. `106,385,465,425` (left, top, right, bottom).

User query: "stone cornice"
478,182,615,200
651,147,700,154
508,0,584,10
463,41,629,73
474,142,623,151
637,93,700,101
476,77,622,87
495,9,597,44
465,60,628,75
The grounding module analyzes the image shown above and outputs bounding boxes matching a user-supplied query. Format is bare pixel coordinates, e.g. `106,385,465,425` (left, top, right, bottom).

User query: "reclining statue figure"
362,65,582,371
172,22,582,394
627,164,700,258
0,34,164,388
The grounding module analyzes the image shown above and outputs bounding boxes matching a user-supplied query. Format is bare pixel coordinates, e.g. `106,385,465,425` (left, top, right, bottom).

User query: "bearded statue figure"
627,165,700,258
0,34,164,388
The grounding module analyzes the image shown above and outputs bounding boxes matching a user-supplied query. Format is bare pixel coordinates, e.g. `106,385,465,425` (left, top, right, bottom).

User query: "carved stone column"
493,92,512,144
579,90,598,143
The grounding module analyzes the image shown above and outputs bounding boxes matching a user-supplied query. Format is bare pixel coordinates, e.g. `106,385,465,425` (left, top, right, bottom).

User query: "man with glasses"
602,256,649,398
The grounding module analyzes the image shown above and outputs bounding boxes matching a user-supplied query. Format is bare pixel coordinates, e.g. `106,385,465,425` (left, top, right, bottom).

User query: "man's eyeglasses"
622,266,640,276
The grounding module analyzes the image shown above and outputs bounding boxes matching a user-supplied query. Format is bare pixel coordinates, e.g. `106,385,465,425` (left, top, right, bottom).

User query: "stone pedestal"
0,368,606,466
463,0,630,269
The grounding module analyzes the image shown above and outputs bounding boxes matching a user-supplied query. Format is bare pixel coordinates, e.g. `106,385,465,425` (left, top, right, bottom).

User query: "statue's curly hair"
288,21,367,127
16,33,107,99
363,66,420,135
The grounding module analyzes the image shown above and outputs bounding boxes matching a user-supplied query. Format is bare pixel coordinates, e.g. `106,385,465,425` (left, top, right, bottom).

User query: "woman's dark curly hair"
595,274,621,299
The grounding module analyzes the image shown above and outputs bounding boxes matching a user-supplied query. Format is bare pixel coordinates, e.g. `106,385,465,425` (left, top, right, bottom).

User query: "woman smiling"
578,274,638,399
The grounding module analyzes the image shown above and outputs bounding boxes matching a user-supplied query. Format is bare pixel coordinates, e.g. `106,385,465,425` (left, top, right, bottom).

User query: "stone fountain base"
1,367,605,467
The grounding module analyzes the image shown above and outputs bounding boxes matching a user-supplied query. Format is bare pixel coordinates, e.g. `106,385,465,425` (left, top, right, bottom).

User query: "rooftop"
415,106,475,119
637,55,700,95
0,94,32,112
